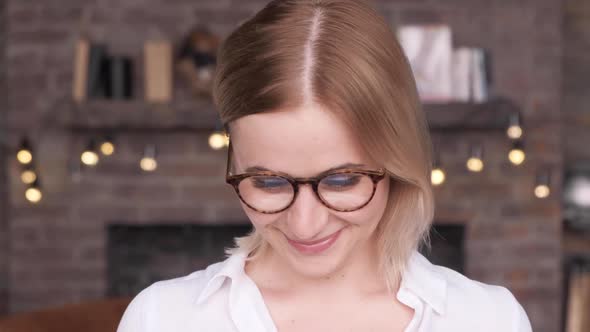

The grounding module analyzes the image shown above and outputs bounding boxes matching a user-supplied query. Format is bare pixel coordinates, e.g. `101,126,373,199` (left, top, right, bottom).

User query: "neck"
247,236,393,296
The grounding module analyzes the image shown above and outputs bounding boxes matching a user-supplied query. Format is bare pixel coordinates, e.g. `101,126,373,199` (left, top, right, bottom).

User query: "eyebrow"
244,163,367,174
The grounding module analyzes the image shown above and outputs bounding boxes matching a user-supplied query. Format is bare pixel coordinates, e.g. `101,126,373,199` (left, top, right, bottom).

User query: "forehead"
230,104,372,177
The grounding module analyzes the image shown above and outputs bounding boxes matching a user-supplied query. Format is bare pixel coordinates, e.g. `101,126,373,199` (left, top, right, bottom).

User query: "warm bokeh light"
224,133,230,147
431,168,446,186
17,149,33,165
507,125,523,140
509,148,526,165
535,184,550,199
467,158,484,172
81,151,99,166
140,157,157,172
25,187,42,203
100,141,115,156
21,169,37,184
209,132,227,150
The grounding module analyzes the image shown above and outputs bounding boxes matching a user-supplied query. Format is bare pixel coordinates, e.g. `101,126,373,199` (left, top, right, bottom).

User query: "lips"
286,229,343,255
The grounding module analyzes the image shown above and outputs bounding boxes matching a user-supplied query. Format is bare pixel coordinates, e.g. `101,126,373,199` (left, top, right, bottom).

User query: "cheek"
342,177,390,227
242,202,280,228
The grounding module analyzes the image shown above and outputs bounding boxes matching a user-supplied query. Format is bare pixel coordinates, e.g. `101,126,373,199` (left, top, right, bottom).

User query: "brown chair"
0,297,132,332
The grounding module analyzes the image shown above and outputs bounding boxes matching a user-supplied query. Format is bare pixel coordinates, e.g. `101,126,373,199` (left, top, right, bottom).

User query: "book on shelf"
397,24,453,102
72,39,89,102
451,47,492,103
109,56,133,99
72,39,107,101
87,43,109,99
451,47,471,102
471,48,490,103
72,39,134,102
144,41,173,103
397,24,493,104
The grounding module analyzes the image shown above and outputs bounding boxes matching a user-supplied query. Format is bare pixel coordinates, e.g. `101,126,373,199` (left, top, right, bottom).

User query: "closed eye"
251,176,291,193
321,174,362,188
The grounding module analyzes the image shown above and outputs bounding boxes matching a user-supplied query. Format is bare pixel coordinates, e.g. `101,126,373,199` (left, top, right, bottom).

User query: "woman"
118,0,532,331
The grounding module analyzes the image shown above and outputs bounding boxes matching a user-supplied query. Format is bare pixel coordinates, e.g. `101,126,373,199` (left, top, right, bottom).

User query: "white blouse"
117,250,532,332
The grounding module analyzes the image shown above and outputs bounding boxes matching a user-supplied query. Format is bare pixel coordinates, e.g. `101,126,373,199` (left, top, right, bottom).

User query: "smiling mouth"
285,229,344,255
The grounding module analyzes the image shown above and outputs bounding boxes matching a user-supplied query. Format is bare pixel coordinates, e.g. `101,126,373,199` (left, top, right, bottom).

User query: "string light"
224,132,230,148
15,111,542,201
209,131,227,150
25,179,42,203
209,120,229,150
140,144,158,172
507,112,523,140
466,144,484,172
431,149,446,186
20,163,37,185
81,139,99,166
100,135,116,156
534,169,551,199
431,168,446,186
508,140,526,166
16,137,33,165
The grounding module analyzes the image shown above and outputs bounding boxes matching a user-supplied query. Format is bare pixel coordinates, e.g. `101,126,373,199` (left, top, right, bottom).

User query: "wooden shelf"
424,97,519,132
59,98,220,134
58,97,520,134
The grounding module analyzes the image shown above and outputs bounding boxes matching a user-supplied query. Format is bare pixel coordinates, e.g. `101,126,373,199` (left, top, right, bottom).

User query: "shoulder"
146,258,227,302
116,258,229,332
429,262,532,331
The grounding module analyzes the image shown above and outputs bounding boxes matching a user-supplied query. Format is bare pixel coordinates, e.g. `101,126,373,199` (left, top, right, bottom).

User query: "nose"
285,183,330,241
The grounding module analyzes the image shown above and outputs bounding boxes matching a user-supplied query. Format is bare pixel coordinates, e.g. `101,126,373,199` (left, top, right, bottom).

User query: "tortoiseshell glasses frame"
225,140,387,214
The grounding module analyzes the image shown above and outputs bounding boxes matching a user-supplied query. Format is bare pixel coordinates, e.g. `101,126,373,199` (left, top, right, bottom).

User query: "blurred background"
0,0,589,331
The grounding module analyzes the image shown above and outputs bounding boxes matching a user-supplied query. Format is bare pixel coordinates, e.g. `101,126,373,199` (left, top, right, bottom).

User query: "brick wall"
1,1,563,331
0,0,10,315
564,0,590,163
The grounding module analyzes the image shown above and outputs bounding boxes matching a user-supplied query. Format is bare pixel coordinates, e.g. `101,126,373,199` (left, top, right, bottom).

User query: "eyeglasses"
225,141,387,214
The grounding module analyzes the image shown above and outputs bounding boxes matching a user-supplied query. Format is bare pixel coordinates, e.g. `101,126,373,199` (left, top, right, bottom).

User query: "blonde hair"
212,0,434,291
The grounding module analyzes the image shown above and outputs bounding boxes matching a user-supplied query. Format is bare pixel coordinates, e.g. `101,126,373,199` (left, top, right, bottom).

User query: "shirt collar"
195,249,447,315
194,251,248,305
399,250,448,315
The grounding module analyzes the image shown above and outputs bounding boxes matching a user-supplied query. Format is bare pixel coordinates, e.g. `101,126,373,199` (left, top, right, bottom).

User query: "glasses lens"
238,175,294,212
318,173,375,210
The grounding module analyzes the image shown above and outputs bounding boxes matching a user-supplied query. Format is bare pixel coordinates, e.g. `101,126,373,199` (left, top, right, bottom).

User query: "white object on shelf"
398,24,453,102
451,47,472,102
471,48,489,103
